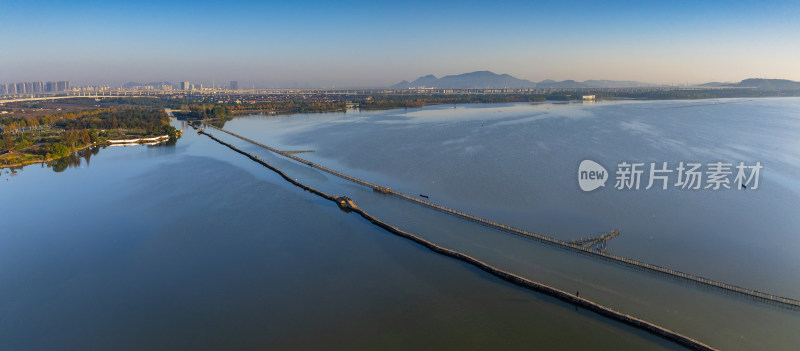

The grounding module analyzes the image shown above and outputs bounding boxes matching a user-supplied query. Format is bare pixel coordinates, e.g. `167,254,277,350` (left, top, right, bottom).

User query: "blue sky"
1,0,799,87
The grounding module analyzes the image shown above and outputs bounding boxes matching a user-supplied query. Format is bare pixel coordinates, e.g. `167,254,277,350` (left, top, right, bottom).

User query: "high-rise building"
46,81,56,92
16,83,25,94
230,81,239,90
56,81,69,92
181,81,191,90
33,81,43,93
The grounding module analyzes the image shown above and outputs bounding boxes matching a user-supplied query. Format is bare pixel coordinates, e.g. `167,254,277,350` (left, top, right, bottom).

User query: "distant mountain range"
391,71,537,89
730,78,800,90
117,75,800,91
696,79,800,89
391,71,800,90
390,71,655,89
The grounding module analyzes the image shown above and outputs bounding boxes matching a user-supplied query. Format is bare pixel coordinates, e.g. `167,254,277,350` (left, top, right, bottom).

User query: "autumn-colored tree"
80,129,91,145
3,131,13,151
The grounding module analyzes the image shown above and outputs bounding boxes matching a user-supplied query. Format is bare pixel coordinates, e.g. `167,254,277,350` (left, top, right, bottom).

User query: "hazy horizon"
2,0,799,88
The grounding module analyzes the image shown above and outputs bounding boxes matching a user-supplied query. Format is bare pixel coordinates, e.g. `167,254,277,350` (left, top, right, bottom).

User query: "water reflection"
2,166,22,180
47,147,98,172
43,140,177,173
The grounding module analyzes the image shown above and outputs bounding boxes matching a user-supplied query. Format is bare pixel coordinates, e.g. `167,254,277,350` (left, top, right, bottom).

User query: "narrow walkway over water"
569,229,620,252
199,122,800,310
191,123,719,351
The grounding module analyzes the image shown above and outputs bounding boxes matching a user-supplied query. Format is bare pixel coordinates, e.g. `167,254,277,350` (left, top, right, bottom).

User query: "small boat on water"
419,194,429,199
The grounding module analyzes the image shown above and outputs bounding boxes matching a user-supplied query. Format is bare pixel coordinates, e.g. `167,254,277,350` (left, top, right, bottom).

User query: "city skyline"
1,0,799,88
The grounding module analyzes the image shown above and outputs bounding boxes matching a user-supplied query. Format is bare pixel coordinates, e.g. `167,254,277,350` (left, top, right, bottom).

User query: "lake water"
2,98,799,350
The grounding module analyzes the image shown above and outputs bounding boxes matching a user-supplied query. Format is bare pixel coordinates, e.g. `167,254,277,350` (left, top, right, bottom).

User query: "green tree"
210,106,227,119
61,130,78,148
49,142,70,158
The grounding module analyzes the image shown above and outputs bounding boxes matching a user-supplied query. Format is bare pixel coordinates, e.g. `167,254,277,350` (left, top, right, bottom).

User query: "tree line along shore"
3,86,798,168
1,107,180,167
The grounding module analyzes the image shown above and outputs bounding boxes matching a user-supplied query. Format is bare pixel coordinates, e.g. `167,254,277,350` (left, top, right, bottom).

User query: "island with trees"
1,107,180,168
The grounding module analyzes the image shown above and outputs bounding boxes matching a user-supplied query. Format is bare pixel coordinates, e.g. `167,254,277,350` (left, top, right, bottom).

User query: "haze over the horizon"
1,0,799,88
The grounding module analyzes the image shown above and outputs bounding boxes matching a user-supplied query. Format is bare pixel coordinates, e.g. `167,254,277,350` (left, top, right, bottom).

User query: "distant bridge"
0,90,162,103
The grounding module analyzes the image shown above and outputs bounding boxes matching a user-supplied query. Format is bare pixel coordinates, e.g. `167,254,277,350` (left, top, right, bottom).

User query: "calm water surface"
2,98,799,350
1,120,679,350
219,98,800,350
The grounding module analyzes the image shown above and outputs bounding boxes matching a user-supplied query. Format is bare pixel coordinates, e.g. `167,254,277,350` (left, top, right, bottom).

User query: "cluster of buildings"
180,80,238,91
1,81,70,95
127,83,172,90
1,79,243,96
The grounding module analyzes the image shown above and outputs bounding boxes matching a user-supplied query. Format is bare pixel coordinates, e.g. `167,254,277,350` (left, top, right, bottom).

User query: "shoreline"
220,95,799,120
0,143,97,169
1,134,172,169
107,135,170,144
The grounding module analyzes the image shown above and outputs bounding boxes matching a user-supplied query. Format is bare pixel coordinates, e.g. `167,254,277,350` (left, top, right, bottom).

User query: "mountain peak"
390,72,656,89
736,78,800,89
392,71,536,89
